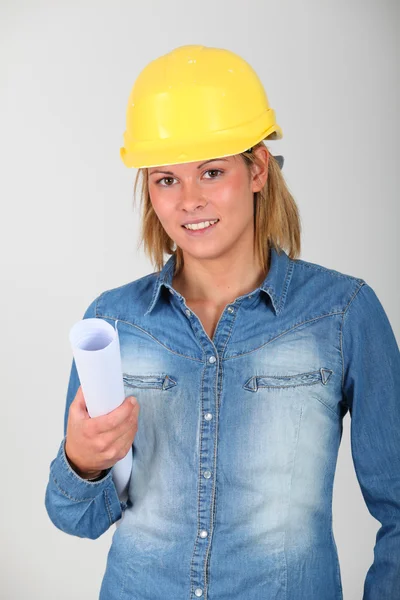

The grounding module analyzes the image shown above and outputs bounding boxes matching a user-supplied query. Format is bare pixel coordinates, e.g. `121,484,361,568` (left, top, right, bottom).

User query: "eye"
204,169,223,179
155,169,223,187
155,176,176,187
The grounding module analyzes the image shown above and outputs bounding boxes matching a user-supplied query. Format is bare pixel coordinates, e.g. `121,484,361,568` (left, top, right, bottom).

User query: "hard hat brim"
120,122,283,169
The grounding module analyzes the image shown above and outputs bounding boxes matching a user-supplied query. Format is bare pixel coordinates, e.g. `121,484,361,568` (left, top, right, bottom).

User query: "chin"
179,243,232,262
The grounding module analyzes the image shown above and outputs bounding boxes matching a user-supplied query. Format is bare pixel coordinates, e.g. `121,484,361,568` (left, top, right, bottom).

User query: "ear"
250,145,269,193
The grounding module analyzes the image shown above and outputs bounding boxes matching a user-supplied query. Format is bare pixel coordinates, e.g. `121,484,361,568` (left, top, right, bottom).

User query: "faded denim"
45,246,400,599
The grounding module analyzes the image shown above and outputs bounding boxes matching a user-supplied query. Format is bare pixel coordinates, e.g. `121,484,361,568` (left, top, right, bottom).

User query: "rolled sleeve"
45,295,129,539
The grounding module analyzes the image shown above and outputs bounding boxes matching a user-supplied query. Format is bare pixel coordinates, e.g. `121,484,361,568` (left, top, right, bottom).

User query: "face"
147,146,269,262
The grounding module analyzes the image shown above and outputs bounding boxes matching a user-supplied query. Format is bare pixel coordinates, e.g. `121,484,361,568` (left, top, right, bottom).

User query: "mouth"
181,219,220,236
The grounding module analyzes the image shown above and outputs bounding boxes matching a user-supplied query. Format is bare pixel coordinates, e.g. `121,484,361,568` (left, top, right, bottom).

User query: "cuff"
50,437,128,513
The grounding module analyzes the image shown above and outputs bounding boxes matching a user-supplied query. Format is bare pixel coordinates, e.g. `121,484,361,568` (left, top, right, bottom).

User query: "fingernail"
130,397,137,406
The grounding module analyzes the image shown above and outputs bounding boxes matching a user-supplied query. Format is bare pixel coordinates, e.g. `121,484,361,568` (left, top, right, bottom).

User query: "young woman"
45,45,400,600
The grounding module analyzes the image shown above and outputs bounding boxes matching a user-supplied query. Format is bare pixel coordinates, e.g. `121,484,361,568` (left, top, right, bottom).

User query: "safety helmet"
120,44,283,169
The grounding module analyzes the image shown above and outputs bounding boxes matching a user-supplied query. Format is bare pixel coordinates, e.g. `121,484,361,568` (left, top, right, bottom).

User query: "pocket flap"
123,374,177,390
243,368,333,392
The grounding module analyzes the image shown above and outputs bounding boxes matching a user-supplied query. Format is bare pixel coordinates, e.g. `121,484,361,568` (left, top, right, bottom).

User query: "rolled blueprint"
69,318,132,505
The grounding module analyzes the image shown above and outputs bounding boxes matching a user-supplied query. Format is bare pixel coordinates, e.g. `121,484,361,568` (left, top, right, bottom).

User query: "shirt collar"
144,245,293,317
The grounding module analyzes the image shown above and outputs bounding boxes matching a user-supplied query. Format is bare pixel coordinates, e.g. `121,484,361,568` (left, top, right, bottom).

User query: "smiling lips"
183,219,219,231
182,219,220,235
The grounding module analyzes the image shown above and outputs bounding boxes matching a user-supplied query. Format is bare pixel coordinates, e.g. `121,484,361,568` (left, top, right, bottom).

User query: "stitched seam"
203,299,240,595
220,300,241,356
93,274,157,312
246,380,338,416
189,362,207,592
94,290,108,318
293,259,366,282
340,282,366,397
276,254,294,313
257,368,325,379
203,316,234,594
225,311,342,360
50,473,113,502
104,489,114,524
257,380,322,390
97,316,203,362
123,374,176,390
61,438,113,488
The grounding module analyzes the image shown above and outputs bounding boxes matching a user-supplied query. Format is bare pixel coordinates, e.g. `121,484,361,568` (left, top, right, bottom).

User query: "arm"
341,282,400,599
64,452,104,481
44,296,129,540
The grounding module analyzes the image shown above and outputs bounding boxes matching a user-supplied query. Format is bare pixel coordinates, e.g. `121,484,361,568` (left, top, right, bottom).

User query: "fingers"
91,396,139,435
91,406,139,463
65,391,140,473
71,386,90,420
112,423,138,461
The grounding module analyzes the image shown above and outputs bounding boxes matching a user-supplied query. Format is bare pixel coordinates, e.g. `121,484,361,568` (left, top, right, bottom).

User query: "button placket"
180,299,219,599
199,530,208,538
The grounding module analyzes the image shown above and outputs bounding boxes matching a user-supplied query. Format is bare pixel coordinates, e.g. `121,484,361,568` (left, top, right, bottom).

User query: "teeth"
184,219,219,230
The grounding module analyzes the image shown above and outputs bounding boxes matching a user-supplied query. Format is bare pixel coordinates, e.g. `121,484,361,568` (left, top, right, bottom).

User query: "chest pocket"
243,367,333,392
123,373,177,391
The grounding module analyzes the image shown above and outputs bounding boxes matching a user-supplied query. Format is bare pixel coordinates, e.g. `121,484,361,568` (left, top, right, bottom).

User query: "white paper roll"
69,318,132,506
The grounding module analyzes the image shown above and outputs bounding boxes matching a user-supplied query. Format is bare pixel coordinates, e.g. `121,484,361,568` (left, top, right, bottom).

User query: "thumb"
72,385,90,420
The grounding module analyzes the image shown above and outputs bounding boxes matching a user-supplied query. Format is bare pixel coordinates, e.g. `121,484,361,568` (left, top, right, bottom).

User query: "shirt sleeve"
341,282,400,599
44,296,129,540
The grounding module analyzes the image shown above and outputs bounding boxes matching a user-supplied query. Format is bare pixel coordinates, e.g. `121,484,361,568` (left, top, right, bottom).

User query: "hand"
65,385,140,475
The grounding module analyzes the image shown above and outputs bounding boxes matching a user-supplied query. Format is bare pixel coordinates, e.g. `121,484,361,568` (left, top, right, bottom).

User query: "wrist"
65,447,103,480
77,468,104,480
81,470,105,481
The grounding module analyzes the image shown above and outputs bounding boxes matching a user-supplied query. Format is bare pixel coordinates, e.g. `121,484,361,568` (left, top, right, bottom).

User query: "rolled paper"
69,318,132,507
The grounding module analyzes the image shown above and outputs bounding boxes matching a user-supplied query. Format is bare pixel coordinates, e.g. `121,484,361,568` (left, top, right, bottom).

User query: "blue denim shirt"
45,246,400,600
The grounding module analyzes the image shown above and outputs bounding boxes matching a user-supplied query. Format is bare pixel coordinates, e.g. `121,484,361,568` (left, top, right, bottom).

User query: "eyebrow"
149,158,229,176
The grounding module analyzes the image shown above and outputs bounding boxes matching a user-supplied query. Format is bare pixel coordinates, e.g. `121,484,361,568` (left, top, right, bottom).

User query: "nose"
178,179,207,212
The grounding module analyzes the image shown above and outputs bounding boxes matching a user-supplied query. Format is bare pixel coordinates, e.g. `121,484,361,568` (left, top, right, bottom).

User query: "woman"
45,45,400,600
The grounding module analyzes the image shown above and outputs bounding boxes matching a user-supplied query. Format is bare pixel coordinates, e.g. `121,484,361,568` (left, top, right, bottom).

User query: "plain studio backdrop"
1,1,399,598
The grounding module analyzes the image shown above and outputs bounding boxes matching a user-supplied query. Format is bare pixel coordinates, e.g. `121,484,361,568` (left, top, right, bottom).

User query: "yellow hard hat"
120,44,283,169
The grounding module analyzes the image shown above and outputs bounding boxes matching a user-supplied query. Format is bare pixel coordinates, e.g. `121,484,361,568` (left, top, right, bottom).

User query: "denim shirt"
45,246,400,600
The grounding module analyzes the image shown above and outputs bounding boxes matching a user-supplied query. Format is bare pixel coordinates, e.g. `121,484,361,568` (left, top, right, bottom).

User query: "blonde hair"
132,140,302,275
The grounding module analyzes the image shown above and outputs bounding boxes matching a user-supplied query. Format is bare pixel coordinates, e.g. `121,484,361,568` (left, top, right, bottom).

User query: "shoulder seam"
293,258,365,283
340,281,367,401
343,281,367,315
93,273,158,315
94,290,108,318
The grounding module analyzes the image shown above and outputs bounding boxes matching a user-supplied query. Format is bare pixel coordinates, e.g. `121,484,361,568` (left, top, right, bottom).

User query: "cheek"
149,195,178,238
149,189,169,220
217,179,252,216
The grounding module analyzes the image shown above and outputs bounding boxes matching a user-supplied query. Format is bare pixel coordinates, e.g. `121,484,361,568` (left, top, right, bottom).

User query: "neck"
172,245,269,307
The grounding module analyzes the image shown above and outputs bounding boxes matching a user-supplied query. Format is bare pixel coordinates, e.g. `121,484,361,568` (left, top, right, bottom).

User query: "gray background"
1,1,399,598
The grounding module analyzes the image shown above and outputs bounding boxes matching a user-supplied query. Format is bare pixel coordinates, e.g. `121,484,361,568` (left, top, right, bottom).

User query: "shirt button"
248,295,253,299
169,289,175,295
199,530,208,538
203,470,211,479
185,309,191,317
204,412,213,420
195,589,203,597
227,306,234,313
208,356,216,364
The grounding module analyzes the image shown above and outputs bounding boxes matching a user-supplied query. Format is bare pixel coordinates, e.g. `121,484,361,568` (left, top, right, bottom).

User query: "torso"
171,256,269,341
172,272,229,341
185,300,224,341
